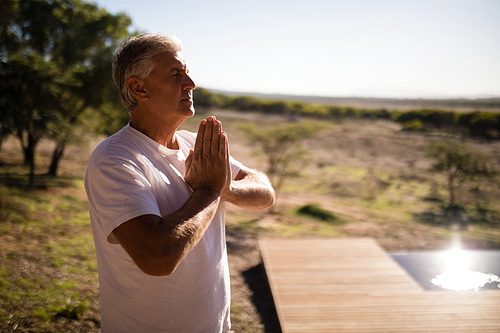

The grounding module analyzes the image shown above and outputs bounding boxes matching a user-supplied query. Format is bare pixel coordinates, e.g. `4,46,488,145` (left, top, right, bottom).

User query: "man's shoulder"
88,126,139,164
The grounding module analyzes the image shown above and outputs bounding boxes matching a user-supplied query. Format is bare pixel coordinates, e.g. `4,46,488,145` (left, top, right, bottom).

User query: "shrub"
402,118,424,131
52,297,90,320
296,203,338,222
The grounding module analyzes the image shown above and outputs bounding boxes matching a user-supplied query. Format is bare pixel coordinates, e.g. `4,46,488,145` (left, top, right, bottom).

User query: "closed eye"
171,69,187,78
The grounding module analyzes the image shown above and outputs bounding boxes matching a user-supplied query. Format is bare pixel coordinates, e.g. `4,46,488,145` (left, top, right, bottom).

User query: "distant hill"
209,89,500,113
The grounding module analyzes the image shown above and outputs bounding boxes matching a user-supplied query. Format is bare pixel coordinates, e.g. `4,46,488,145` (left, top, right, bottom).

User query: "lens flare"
431,249,500,291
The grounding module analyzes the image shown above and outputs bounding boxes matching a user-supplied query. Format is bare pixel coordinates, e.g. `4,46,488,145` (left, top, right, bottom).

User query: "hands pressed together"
184,116,232,196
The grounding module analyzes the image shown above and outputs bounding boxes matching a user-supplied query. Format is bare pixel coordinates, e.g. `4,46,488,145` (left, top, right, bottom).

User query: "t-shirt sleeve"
229,156,242,179
87,157,161,241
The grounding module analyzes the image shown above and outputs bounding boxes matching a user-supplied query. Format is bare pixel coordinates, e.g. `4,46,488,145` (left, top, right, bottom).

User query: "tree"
0,0,131,181
192,87,228,110
239,121,328,202
424,140,497,212
229,96,260,111
0,54,62,188
46,35,130,176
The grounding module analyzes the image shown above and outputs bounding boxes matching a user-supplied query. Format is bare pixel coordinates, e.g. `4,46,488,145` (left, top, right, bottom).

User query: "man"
84,33,275,332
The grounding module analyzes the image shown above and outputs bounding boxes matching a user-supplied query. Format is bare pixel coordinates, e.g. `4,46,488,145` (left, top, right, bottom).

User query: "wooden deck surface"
259,238,500,332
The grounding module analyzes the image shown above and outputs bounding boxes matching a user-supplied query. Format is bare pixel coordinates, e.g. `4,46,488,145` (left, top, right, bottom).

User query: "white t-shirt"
84,124,241,333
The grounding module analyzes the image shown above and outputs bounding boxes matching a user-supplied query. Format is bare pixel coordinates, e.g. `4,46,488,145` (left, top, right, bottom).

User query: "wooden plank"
259,238,500,333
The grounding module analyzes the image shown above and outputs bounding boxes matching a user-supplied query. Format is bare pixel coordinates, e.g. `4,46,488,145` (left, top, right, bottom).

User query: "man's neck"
130,111,180,150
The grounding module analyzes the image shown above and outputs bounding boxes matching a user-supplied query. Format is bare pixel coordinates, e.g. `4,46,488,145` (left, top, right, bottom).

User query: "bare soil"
1,111,499,333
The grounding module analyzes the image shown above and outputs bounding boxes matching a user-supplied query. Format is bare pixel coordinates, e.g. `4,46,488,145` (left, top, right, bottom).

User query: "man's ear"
127,77,148,101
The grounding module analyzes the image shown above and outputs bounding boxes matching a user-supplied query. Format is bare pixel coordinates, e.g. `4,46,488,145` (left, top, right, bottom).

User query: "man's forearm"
157,188,221,267
113,188,221,276
165,188,220,241
222,170,275,210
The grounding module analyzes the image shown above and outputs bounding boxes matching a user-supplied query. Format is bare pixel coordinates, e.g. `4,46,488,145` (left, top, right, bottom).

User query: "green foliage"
192,89,498,140
238,120,329,198
295,203,339,223
260,100,292,114
0,53,64,187
395,109,456,130
457,111,500,138
229,95,261,111
52,296,90,320
0,0,132,178
32,308,52,322
402,118,424,131
193,87,228,110
424,140,498,207
394,109,500,138
0,173,98,331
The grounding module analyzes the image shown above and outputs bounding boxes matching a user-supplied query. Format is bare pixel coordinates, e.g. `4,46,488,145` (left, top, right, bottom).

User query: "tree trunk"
48,112,82,177
19,134,30,167
47,141,66,176
27,132,36,190
448,173,455,207
0,129,5,151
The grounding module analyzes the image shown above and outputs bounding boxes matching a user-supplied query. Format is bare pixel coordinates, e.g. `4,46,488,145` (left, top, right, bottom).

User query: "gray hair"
112,33,183,111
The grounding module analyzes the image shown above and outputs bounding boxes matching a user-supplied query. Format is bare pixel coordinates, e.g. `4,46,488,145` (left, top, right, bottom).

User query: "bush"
402,118,424,131
228,96,260,111
52,297,90,320
296,203,338,222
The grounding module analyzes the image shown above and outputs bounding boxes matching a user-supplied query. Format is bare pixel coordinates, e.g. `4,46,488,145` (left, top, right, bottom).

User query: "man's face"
141,51,196,124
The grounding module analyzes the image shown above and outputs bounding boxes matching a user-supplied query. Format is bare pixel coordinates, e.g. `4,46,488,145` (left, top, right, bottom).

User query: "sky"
92,0,500,99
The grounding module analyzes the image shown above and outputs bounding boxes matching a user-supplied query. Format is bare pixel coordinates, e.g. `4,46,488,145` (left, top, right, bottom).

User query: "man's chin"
178,103,195,117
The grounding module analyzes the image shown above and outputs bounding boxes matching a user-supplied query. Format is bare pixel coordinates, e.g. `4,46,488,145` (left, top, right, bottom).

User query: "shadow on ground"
242,263,282,333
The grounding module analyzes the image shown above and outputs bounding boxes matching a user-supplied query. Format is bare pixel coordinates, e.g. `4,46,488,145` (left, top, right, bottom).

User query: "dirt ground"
1,111,499,332
226,223,281,333
223,198,458,333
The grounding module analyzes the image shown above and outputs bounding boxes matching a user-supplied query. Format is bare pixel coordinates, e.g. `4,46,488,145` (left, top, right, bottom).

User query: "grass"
235,112,500,248
225,205,345,238
0,162,99,332
0,111,499,332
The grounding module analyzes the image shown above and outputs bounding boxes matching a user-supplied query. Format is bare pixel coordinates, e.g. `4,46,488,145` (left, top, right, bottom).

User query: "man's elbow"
249,187,275,210
260,173,276,209
262,188,276,209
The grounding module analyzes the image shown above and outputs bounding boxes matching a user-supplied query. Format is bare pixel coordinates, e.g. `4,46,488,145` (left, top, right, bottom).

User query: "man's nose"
184,74,196,90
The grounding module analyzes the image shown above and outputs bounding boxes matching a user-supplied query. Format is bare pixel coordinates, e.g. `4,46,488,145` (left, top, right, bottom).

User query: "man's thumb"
184,149,194,177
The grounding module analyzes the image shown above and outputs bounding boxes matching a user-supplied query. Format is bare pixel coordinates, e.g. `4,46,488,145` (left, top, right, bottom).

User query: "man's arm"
112,189,220,276
222,165,275,210
113,117,227,276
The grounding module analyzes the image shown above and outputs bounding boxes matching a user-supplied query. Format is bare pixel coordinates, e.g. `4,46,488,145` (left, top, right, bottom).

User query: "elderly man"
84,33,275,332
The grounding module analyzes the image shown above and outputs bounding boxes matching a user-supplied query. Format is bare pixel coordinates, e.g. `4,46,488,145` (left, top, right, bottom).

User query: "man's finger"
184,149,194,177
194,119,206,156
219,131,227,161
211,119,222,157
220,132,232,196
203,116,215,155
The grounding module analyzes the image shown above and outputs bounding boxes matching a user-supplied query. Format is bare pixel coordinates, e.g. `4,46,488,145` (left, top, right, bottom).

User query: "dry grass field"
0,109,499,332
